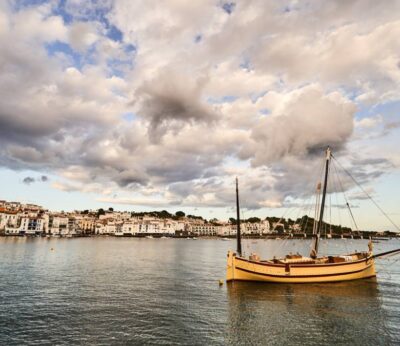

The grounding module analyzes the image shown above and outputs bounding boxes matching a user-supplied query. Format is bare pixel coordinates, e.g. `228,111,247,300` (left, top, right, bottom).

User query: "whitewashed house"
20,216,45,235
0,210,20,231
50,216,69,235
121,222,140,235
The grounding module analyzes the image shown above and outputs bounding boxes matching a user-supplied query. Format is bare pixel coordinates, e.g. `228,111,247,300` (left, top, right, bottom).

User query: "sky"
0,0,400,231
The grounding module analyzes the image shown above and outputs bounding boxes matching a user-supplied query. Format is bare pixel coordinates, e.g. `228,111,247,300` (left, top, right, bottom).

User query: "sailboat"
226,147,400,283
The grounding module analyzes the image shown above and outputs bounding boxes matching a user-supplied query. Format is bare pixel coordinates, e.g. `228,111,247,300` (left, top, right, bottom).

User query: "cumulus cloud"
134,68,217,142
68,21,98,52
242,85,356,166
355,115,383,129
1,1,399,213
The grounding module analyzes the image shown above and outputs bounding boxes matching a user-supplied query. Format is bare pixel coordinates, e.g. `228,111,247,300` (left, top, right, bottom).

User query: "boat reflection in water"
226,279,392,345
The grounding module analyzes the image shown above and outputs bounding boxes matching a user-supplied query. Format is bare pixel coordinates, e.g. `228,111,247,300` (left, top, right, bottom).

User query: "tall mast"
236,177,242,256
311,147,331,259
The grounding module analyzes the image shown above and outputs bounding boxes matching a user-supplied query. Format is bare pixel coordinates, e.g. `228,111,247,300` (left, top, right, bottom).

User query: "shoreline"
0,233,398,240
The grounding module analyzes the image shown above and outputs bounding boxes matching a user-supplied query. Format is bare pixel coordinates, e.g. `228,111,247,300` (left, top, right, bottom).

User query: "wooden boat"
227,250,376,283
226,147,400,283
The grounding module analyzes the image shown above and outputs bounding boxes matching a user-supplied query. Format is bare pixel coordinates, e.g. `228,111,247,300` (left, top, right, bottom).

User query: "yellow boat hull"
226,251,376,283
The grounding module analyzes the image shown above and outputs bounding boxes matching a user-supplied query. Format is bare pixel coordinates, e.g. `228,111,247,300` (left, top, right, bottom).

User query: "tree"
276,225,285,234
97,208,105,216
108,207,114,212
187,214,203,220
247,217,261,223
160,210,171,218
175,211,185,218
229,217,237,225
209,218,220,225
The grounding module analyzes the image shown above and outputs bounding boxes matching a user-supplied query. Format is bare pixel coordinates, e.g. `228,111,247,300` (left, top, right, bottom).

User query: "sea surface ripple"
0,237,399,345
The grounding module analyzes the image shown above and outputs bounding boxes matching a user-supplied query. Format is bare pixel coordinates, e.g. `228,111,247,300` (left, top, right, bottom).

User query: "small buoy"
219,279,224,286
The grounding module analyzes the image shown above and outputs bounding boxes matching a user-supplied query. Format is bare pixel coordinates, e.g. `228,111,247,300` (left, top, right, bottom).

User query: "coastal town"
0,199,397,239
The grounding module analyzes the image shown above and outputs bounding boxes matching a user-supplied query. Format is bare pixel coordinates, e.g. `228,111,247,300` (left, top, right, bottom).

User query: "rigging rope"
329,158,349,253
331,160,359,232
332,155,400,233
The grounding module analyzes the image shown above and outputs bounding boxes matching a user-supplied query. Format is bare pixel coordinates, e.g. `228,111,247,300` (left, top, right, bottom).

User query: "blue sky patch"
51,0,73,24
208,95,238,104
122,112,137,122
222,2,235,15
46,41,81,67
194,34,202,43
124,44,136,53
259,108,270,115
249,90,267,103
11,0,49,12
107,24,123,42
355,100,400,121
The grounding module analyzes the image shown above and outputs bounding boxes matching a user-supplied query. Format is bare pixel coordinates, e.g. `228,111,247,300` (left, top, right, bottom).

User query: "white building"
0,210,20,230
138,221,162,234
78,216,96,234
242,220,271,235
216,225,236,236
95,222,107,234
121,222,140,235
189,223,219,236
20,216,45,235
7,201,21,210
50,216,69,235
105,221,122,235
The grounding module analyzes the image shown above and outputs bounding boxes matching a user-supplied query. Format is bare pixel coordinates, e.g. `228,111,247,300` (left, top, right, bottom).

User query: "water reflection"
226,279,391,345
0,238,398,345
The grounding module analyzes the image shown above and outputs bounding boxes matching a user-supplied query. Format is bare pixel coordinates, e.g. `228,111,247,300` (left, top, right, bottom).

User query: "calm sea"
0,237,399,345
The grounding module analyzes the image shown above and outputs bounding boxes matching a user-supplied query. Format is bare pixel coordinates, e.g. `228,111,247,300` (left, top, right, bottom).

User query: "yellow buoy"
219,279,224,286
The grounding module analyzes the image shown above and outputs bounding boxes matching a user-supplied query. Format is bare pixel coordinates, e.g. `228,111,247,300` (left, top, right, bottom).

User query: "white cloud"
68,21,99,52
243,85,356,165
354,115,383,129
0,1,399,213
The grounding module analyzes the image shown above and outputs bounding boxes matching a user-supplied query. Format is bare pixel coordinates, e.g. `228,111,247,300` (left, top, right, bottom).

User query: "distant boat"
373,237,389,241
221,238,230,241
145,235,153,239
66,231,79,238
226,148,400,284
160,236,167,239
192,237,198,240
